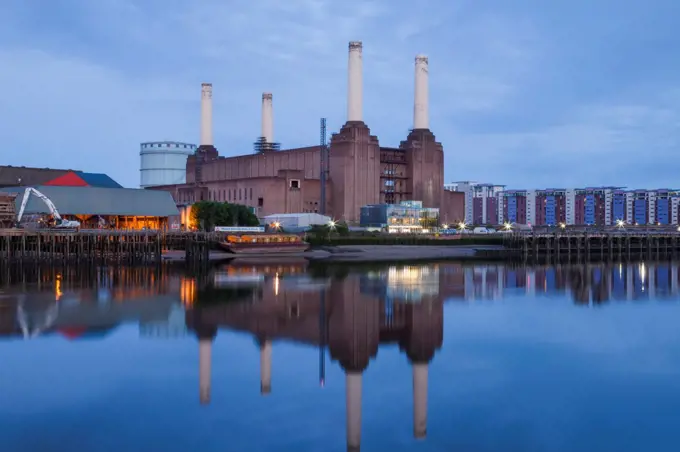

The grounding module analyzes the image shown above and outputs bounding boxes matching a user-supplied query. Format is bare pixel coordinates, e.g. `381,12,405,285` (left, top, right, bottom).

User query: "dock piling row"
0,230,216,264
505,232,680,262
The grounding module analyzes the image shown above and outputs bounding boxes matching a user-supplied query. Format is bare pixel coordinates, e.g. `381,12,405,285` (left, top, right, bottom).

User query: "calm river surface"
1,260,680,452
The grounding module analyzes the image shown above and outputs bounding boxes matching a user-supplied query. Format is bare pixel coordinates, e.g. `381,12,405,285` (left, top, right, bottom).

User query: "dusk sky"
2,0,678,189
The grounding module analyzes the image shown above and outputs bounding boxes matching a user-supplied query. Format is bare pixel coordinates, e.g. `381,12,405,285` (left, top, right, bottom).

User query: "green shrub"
191,201,259,231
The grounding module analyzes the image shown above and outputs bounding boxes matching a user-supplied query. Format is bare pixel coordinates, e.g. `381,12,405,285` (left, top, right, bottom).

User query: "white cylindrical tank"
140,141,196,188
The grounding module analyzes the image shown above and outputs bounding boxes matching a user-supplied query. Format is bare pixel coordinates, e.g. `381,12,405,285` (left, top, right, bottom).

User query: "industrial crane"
16,187,81,229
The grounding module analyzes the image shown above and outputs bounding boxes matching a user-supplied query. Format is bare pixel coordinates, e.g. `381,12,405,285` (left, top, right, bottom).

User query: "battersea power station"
150,41,462,224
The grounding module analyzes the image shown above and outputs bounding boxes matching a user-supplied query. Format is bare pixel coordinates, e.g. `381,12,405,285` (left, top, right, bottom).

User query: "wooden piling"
0,230,222,264
509,231,680,263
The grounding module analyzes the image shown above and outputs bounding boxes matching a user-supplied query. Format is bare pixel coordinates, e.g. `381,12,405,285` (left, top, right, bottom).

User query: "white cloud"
0,0,678,188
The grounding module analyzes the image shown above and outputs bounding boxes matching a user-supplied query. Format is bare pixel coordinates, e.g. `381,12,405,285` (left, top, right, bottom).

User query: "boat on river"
219,234,310,254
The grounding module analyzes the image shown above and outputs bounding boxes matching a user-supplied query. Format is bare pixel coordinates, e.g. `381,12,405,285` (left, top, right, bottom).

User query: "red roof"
43,171,122,188
44,172,89,187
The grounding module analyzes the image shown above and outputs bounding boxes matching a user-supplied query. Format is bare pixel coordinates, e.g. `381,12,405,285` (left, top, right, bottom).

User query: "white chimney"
199,339,212,404
260,339,272,395
200,83,213,146
347,41,363,122
413,55,429,130
346,371,363,451
413,363,428,438
261,93,274,143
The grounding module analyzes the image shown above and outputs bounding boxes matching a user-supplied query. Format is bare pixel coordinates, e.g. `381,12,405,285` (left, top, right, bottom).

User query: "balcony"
380,153,406,164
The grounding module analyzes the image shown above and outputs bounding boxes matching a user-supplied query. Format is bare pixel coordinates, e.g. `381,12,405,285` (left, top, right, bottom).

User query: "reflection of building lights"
387,266,431,283
274,272,280,296
639,262,646,290
384,266,440,302
55,279,63,302
180,277,196,306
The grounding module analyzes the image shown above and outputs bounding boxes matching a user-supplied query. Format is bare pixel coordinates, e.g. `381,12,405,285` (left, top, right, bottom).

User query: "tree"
190,201,259,231
306,222,350,241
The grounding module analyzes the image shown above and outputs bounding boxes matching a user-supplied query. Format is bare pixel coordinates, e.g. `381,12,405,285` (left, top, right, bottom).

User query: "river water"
1,260,679,452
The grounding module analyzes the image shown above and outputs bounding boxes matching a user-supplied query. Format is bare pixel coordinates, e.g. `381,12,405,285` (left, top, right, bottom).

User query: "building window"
290,179,300,189
239,189,242,200
228,190,231,201
258,197,263,207
249,187,253,200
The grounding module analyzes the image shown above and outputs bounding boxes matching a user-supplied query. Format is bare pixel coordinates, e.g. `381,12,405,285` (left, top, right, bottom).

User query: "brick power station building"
150,42,463,224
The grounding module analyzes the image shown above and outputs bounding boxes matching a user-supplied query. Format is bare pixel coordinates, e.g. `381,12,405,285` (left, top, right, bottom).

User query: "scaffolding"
379,148,409,204
253,137,281,153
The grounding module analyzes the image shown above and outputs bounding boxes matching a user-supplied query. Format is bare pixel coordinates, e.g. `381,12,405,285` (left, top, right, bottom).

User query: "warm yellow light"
328,220,337,229
559,223,566,229
180,277,196,306
458,222,466,230
503,222,512,231
55,279,62,302
441,224,448,229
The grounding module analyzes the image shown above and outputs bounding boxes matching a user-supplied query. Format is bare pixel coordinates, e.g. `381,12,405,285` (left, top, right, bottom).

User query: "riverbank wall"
3,230,680,265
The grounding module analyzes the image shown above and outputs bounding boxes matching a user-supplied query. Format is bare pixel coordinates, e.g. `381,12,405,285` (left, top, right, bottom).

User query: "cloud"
0,0,678,188
445,97,680,187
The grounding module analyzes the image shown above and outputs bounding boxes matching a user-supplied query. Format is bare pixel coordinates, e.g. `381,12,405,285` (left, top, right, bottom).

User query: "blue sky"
1,0,678,189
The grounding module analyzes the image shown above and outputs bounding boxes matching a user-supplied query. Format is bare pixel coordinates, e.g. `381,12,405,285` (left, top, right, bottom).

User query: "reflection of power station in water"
214,270,329,292
187,272,444,451
361,265,440,303
139,304,188,338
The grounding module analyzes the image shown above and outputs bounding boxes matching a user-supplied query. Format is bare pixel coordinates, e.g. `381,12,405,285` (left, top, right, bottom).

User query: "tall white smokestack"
199,339,212,404
261,93,274,143
346,371,362,451
260,339,272,395
413,363,428,438
413,55,429,130
200,83,213,146
347,41,363,122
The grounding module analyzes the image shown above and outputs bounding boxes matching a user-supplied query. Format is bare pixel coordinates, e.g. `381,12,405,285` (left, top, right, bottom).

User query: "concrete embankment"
161,245,508,263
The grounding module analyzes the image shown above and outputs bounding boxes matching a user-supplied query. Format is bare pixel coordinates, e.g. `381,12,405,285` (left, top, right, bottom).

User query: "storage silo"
139,141,196,188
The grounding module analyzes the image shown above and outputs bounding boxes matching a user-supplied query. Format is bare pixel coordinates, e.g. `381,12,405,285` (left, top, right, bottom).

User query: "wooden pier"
505,232,680,261
0,229,218,264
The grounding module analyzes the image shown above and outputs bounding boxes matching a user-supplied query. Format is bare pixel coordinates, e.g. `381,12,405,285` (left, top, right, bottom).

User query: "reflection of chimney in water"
346,371,363,452
199,339,212,404
260,339,272,395
412,362,428,438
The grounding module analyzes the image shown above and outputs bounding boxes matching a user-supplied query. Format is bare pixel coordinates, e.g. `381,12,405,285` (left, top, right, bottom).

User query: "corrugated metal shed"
0,186,179,217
